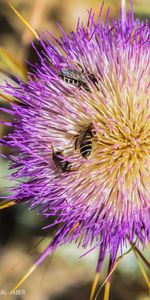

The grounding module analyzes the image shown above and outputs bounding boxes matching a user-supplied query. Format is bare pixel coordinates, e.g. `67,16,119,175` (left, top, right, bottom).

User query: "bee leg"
74,137,79,150
72,61,84,73
82,82,91,92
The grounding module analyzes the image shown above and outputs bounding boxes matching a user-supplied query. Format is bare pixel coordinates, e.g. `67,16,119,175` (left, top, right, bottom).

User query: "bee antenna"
76,62,84,72
69,60,84,73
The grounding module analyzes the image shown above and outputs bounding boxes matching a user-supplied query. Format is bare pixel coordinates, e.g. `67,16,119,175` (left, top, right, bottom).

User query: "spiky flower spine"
1,4,150,286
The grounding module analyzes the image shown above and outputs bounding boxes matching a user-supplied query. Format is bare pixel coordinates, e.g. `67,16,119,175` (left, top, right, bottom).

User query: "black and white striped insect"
75,124,95,158
59,65,99,91
52,147,71,172
59,68,90,91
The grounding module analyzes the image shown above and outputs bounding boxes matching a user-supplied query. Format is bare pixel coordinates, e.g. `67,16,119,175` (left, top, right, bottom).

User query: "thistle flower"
1,2,150,299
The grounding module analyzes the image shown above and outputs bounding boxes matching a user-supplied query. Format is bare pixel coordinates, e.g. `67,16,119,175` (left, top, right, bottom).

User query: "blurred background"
0,1,150,299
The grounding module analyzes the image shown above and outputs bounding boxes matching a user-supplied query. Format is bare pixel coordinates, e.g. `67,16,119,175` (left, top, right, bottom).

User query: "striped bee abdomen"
75,125,94,159
80,133,93,158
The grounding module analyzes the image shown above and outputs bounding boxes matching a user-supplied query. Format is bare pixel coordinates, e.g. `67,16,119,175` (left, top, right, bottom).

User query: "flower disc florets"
2,8,150,259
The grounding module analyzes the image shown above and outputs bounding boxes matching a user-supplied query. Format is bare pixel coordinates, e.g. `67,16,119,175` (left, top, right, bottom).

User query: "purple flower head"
1,3,150,298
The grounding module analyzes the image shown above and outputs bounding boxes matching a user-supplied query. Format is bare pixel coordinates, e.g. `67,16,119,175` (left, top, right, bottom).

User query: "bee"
59,64,99,91
59,68,90,91
52,147,71,172
75,124,95,158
